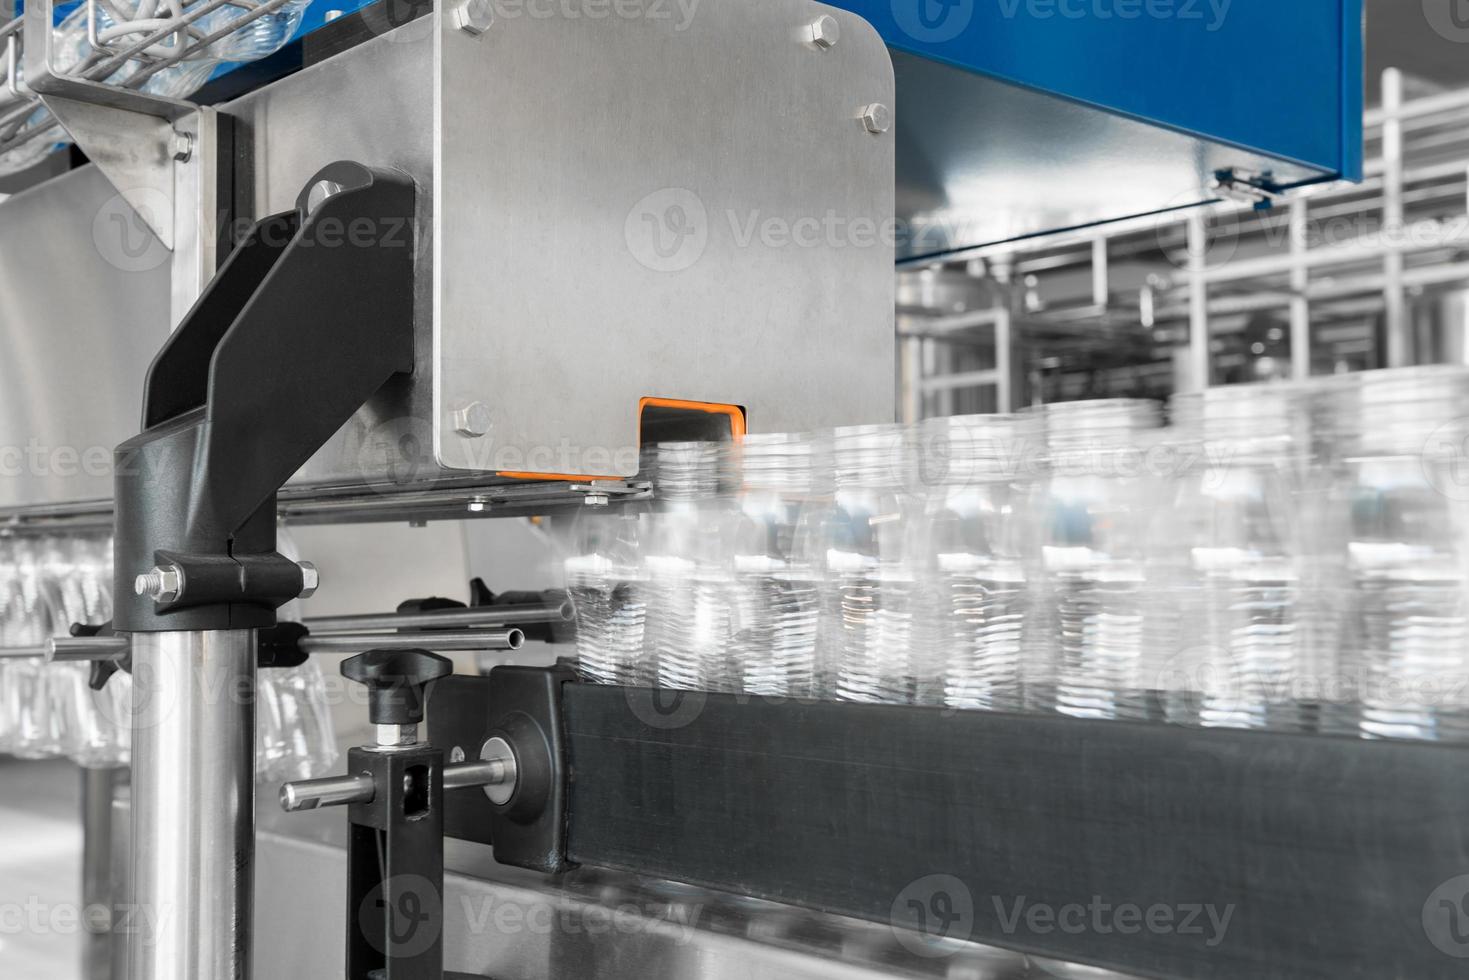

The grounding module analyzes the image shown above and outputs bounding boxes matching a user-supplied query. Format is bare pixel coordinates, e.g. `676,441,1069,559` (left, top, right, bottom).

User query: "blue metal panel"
832,0,1363,181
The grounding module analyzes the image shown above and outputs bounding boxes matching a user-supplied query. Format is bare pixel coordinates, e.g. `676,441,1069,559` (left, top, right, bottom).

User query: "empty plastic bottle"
728,434,824,700
565,497,649,687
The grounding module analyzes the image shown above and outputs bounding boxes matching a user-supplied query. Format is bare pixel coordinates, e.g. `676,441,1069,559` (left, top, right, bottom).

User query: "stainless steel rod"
0,645,46,659
442,759,514,792
128,630,255,980
48,635,130,663
279,773,375,812
298,628,524,654
304,601,570,634
81,766,122,980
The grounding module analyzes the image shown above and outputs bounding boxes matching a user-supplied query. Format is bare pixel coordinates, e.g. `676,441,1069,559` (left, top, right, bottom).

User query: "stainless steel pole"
81,765,122,980
127,630,256,980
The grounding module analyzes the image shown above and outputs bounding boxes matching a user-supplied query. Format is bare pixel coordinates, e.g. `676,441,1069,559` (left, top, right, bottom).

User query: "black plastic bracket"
428,666,577,873
346,744,445,980
113,160,416,633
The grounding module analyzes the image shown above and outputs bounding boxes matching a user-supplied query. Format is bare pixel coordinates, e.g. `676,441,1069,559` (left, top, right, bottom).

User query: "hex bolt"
297,561,321,599
859,103,892,135
306,179,345,215
582,492,611,508
451,0,494,36
135,565,185,604
171,131,194,163
452,401,494,438
807,15,839,49
467,496,491,513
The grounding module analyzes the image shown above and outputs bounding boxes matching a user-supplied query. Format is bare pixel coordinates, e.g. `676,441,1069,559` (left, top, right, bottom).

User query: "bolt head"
306,179,344,215
859,103,892,135
808,15,840,48
582,492,611,508
452,401,494,438
297,561,321,599
171,131,193,162
467,496,491,513
451,0,494,36
136,565,184,604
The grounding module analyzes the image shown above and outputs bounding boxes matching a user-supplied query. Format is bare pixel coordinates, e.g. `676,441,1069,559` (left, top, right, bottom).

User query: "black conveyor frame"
555,685,1469,980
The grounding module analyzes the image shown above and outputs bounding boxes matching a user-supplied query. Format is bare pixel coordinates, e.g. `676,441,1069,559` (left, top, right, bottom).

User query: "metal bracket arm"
113,161,417,632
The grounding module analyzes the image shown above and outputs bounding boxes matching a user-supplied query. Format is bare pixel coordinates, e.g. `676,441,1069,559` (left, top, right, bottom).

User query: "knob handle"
340,649,454,725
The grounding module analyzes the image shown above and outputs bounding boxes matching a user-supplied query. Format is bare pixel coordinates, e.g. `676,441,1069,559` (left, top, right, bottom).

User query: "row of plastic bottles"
565,365,1469,742
0,529,337,779
0,0,312,177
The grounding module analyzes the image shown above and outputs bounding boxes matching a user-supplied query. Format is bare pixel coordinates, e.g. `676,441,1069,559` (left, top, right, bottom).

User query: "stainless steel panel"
893,51,1325,263
433,0,897,476
0,165,170,512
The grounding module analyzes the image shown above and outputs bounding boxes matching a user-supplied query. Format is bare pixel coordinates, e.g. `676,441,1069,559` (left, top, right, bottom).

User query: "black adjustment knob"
340,649,454,726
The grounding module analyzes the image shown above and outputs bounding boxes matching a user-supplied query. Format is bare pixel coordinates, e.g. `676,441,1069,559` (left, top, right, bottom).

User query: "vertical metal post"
994,306,1014,413
1382,68,1408,368
1289,198,1312,382
1091,237,1109,309
128,630,256,980
1187,212,1211,391
82,766,122,980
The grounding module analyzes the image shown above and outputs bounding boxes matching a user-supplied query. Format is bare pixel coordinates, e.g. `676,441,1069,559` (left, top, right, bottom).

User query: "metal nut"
452,401,494,438
171,131,194,162
859,103,892,135
807,15,840,49
297,561,321,599
582,492,611,508
451,0,494,36
467,495,491,513
135,565,184,604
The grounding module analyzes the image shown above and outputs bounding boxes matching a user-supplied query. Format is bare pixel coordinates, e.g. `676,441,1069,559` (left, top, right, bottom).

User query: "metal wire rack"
0,0,305,164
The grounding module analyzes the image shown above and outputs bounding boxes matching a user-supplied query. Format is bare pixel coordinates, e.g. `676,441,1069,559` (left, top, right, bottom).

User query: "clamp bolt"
859,103,892,135
807,15,840,49
135,565,184,604
297,561,321,599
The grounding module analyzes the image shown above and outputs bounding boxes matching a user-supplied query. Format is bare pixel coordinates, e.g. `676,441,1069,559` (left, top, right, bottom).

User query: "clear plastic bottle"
196,0,311,62
825,424,920,705
1161,385,1307,731
915,414,1038,713
641,442,737,692
1321,366,1469,741
1035,399,1164,722
0,536,61,759
565,497,649,687
728,434,824,700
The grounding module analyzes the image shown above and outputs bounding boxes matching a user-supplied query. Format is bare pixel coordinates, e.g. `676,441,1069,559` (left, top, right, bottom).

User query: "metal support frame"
81,766,122,980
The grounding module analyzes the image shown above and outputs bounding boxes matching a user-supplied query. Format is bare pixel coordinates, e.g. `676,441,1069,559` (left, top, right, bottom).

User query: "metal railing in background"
901,68,1469,414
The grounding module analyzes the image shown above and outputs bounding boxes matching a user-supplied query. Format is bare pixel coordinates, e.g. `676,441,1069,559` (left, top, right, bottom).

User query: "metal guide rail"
423,671,1469,980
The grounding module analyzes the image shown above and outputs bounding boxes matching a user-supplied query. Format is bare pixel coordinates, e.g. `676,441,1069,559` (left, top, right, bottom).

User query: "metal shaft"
279,773,376,812
298,628,524,654
49,635,130,663
128,630,256,980
304,601,570,634
81,766,122,980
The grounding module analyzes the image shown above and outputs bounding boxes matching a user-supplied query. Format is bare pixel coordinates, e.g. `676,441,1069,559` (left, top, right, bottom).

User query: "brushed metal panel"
0,166,171,511
433,0,897,476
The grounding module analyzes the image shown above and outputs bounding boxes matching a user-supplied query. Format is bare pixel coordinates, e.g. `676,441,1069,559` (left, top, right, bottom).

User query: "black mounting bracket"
429,666,577,874
113,161,416,632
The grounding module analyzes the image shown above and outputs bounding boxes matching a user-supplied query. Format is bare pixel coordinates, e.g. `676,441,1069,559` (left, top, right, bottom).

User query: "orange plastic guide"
495,396,747,482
